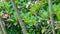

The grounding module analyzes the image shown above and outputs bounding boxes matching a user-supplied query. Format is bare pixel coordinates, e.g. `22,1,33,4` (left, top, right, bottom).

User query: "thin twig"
10,0,27,34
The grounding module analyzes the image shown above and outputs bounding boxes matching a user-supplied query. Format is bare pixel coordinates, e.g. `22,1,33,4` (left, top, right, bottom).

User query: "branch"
10,0,27,34
0,18,7,34
48,0,55,34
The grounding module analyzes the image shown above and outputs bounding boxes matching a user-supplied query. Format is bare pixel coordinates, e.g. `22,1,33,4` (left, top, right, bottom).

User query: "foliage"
0,0,60,34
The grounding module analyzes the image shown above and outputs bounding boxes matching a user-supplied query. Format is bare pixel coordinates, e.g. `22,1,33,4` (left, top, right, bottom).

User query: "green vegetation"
0,0,60,34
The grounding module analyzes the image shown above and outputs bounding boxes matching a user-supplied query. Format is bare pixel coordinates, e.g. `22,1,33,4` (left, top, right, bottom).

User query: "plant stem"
48,0,55,34
0,18,7,34
11,0,27,34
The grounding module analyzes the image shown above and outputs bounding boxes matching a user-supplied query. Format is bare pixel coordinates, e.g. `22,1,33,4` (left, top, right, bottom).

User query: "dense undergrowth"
0,0,60,34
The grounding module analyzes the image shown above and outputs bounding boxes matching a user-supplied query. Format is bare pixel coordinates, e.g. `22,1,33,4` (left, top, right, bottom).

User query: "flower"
47,20,51,24
42,28,45,33
2,14,10,19
1,0,5,2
